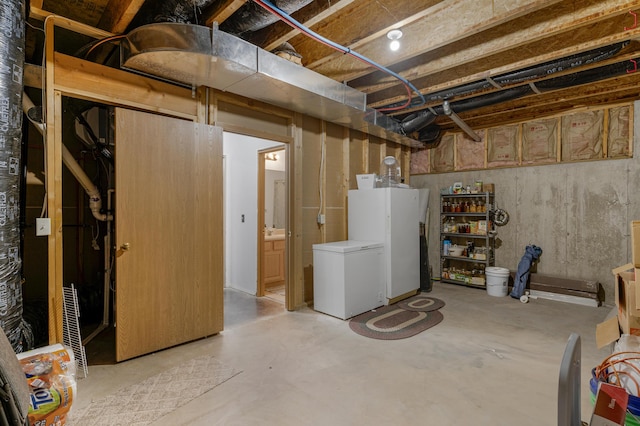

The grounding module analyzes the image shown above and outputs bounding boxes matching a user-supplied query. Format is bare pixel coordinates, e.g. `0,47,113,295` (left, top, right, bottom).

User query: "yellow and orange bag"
17,344,76,426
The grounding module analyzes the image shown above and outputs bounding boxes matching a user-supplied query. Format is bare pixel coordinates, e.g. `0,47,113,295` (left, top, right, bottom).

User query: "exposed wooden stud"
603,107,610,157
630,103,635,158
44,16,62,344
320,120,327,243
54,53,197,119
24,64,43,89
196,87,208,124
342,126,349,236
257,152,266,298
362,134,370,174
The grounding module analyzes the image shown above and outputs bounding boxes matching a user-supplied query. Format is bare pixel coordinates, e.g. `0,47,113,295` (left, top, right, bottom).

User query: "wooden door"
115,108,223,362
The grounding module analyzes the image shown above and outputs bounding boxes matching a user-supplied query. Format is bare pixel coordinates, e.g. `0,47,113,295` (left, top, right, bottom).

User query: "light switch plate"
36,217,51,236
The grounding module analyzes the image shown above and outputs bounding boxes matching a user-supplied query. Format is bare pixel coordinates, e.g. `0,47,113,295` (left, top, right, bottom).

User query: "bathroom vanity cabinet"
264,236,285,286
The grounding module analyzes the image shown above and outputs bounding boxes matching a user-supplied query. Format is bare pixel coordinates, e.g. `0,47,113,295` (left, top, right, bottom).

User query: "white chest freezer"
312,241,385,320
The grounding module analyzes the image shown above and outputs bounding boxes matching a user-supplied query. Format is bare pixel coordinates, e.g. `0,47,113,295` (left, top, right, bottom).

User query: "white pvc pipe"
22,92,113,221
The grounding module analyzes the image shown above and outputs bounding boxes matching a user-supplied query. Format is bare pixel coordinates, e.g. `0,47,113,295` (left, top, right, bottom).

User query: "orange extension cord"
595,351,640,396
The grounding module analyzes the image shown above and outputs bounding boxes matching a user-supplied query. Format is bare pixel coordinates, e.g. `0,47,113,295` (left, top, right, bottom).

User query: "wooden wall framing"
43,16,202,342
39,15,412,342
410,102,634,175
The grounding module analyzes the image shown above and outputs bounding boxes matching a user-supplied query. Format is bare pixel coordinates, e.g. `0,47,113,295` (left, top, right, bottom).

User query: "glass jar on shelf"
442,267,449,280
445,217,456,233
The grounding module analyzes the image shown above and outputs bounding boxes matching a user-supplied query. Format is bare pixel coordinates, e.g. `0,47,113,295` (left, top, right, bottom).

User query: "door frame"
257,145,287,298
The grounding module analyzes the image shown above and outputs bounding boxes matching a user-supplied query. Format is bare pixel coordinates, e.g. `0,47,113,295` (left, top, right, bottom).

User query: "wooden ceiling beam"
305,0,563,82
97,0,145,33
367,28,640,108
357,0,640,103
279,0,441,66
204,0,248,27
249,0,360,51
53,53,197,119
384,44,640,120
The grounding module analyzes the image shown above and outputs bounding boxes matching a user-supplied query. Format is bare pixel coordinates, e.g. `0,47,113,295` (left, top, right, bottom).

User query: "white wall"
223,132,283,294
410,101,640,304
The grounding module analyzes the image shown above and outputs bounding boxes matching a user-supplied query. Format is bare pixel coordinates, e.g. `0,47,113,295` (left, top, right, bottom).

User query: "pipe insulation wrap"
405,48,638,144
0,0,31,352
394,42,628,114
220,0,313,36
151,0,216,24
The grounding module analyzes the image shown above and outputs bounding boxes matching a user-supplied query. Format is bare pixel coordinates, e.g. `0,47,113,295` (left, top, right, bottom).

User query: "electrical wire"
318,122,325,223
84,35,127,59
594,351,640,396
252,0,425,112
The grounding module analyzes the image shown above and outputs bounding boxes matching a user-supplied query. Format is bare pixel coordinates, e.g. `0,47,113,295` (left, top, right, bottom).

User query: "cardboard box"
589,382,628,426
484,183,495,193
596,264,640,348
633,221,640,268
594,221,640,347
477,220,487,235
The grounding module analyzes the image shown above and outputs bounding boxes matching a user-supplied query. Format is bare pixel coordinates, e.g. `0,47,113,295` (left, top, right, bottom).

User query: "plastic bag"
605,335,640,396
17,344,76,426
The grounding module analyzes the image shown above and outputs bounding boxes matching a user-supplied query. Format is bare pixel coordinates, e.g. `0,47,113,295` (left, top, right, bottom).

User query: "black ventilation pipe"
398,42,629,134
0,0,32,352
414,54,640,146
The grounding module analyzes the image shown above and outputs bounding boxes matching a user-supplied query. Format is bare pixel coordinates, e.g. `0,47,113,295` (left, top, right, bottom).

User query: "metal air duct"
121,22,422,147
0,0,31,352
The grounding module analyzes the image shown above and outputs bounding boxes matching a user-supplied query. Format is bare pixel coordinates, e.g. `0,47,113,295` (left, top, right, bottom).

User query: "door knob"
116,243,130,258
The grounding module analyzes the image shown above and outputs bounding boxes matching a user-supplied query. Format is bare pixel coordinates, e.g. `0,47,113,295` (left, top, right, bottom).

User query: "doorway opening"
222,132,288,319
259,146,287,304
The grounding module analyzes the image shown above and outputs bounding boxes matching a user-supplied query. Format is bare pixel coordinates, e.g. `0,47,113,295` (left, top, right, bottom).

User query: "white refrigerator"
348,187,420,303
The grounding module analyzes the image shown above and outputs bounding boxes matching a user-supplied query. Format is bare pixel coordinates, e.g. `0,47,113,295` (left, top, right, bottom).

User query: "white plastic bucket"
485,266,510,297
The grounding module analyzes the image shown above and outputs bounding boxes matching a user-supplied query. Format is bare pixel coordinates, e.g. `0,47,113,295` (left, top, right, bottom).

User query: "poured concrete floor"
72,283,612,425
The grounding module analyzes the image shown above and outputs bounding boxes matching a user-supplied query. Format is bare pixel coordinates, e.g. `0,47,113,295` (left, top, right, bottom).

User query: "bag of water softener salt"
17,344,76,426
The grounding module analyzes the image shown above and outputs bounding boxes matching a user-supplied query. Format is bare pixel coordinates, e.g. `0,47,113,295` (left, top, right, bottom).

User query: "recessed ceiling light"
387,29,403,51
